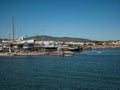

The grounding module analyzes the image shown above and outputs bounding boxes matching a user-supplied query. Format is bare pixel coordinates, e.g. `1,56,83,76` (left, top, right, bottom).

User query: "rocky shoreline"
0,47,120,57
0,50,74,56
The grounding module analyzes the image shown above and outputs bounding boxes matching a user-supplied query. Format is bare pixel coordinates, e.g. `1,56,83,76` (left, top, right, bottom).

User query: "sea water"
0,48,120,90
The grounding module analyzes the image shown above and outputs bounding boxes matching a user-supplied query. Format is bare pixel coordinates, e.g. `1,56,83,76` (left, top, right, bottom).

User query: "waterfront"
0,48,120,90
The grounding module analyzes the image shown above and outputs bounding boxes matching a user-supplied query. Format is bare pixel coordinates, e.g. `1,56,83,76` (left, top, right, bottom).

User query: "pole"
12,16,14,42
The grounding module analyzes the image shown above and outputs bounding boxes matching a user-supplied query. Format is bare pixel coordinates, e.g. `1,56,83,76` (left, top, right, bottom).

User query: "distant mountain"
25,35,91,42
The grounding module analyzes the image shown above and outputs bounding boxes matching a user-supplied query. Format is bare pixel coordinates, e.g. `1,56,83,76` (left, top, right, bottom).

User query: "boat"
41,42,58,49
97,51,102,54
68,46,80,52
22,43,32,50
43,45,58,49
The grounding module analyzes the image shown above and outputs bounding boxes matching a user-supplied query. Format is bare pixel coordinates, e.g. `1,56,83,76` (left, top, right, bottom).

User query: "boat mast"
12,16,14,42
2,32,4,40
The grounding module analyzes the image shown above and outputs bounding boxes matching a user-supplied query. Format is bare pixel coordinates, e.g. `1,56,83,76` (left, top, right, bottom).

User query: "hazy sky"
0,0,120,40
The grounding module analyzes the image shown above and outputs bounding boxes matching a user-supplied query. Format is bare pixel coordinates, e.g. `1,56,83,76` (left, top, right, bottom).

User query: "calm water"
0,48,120,90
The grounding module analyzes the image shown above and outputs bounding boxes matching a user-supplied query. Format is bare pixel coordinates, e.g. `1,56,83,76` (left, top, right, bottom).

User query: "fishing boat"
68,46,80,52
22,43,32,50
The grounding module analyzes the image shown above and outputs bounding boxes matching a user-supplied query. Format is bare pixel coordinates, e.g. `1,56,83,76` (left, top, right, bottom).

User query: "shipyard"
0,16,120,56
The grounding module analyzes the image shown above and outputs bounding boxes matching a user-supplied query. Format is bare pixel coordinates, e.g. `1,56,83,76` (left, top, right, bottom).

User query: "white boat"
23,44,32,50
68,46,80,52
41,42,58,49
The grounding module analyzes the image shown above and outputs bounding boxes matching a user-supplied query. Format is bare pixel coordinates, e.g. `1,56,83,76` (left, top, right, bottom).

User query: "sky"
0,0,120,41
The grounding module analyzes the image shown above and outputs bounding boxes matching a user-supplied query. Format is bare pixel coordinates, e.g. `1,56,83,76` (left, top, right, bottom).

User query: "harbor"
0,43,81,57
0,37,120,56
0,0,120,90
0,34,120,57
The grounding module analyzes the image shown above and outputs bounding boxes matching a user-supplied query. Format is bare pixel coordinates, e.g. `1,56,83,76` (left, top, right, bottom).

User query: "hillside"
25,35,91,42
